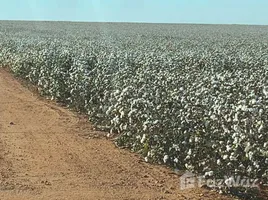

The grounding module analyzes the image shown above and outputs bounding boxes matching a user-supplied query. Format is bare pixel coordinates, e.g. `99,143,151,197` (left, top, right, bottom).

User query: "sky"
0,0,268,25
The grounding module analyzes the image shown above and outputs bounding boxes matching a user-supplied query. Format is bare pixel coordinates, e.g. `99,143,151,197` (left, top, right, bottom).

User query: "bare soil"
0,69,235,200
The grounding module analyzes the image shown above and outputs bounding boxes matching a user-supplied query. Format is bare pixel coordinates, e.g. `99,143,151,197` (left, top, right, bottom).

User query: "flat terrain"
0,69,233,200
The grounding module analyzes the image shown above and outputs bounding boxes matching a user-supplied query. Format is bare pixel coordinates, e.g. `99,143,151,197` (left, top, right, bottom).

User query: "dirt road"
0,69,232,200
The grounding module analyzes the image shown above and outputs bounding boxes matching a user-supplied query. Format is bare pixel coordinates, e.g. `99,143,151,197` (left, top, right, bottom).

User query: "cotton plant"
0,21,268,197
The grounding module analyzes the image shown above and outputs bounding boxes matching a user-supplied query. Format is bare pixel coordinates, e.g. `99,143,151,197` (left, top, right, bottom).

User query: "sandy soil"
0,69,236,200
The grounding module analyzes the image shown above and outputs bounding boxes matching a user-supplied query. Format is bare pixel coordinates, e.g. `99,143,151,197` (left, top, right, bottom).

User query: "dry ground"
0,69,236,200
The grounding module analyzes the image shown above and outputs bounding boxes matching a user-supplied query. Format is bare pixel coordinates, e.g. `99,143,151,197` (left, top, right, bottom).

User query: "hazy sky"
0,0,267,25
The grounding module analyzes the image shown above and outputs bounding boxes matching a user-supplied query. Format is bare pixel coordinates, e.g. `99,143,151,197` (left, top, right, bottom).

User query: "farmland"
0,21,268,198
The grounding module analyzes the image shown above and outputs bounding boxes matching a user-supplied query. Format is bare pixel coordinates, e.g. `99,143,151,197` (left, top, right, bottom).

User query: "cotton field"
0,21,267,195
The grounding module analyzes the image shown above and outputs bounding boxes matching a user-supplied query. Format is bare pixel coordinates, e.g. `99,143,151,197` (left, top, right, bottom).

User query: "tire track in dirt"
0,69,233,200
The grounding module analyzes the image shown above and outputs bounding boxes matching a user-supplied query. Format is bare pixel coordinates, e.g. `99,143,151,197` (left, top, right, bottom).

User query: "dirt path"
0,69,233,200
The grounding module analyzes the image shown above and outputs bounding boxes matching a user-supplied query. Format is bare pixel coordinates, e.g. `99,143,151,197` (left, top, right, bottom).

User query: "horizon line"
1,19,267,26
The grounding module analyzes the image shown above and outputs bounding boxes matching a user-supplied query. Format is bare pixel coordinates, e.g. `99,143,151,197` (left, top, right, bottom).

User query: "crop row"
0,21,267,195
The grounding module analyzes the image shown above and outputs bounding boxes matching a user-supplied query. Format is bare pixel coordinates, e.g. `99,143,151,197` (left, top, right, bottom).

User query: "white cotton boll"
174,158,179,163
120,110,125,118
230,154,236,161
163,155,169,163
140,134,146,143
234,113,239,122
210,114,217,120
258,123,264,133
247,166,252,172
187,149,192,155
263,86,268,97
247,151,254,160
238,164,245,169
143,124,148,131
153,120,159,125
251,99,256,105
233,124,241,133
217,159,221,165
253,161,260,169
185,155,191,160
226,145,232,152
245,142,251,153
185,163,189,169
236,105,242,111
212,144,217,148
205,171,214,177
208,171,214,176
122,124,127,130
259,108,264,116
242,105,248,111
136,135,141,140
